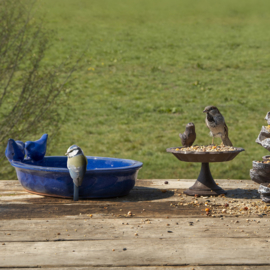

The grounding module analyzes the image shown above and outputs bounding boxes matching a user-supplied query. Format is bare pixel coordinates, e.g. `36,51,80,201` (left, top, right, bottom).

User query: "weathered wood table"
1,179,270,269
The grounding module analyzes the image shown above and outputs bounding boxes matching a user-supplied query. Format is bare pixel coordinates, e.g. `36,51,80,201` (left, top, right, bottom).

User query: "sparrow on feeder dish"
203,106,233,146
179,122,196,147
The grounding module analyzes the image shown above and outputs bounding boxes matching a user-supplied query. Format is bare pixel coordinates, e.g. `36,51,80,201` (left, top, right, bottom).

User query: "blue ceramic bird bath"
9,156,143,199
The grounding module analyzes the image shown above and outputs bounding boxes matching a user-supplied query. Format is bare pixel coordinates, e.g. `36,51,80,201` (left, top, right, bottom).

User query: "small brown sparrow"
203,106,233,146
179,122,196,147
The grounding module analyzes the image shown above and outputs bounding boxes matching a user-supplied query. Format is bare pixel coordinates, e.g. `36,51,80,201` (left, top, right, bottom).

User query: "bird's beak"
203,109,207,113
65,152,68,156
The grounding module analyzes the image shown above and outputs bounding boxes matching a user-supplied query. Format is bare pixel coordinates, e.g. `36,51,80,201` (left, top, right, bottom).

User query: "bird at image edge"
66,145,88,201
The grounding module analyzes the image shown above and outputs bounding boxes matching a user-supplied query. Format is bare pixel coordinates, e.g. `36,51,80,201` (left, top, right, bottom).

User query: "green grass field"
5,0,270,180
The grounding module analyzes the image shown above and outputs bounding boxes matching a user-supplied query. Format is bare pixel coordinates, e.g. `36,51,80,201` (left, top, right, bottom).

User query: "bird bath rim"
10,156,143,173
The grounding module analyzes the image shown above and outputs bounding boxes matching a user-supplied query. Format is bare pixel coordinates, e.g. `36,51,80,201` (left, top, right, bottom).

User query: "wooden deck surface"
0,179,269,269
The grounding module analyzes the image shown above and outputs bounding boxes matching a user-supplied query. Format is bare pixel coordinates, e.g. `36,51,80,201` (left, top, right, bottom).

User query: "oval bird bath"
9,156,143,199
166,147,244,196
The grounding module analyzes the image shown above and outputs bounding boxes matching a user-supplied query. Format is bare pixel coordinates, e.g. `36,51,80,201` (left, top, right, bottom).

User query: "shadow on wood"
224,188,259,199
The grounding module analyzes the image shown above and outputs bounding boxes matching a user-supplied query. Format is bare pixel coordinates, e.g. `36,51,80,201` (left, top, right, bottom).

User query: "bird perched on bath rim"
203,106,233,146
66,145,88,201
179,122,196,147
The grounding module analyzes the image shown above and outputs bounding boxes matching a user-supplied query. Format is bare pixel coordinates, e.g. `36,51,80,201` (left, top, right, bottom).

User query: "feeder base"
184,162,227,196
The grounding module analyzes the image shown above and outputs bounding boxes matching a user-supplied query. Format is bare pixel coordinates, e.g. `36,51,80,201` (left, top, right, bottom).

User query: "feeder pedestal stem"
184,162,227,196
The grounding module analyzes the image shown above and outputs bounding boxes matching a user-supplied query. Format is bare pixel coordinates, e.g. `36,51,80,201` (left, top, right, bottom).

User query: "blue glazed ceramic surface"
10,156,143,198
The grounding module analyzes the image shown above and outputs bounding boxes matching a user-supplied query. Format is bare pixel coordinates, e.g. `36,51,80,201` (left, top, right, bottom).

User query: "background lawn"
3,0,270,180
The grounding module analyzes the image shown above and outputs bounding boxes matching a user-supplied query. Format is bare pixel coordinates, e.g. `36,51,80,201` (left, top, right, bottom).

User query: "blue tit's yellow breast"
68,154,87,168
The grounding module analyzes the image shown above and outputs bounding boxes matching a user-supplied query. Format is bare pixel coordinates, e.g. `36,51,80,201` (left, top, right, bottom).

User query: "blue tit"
5,139,25,162
66,145,88,201
25,134,48,161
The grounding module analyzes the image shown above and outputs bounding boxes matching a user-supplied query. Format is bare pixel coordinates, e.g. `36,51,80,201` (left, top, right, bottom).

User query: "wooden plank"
0,179,259,192
0,180,260,204
0,201,206,219
137,179,258,190
0,217,269,242
0,190,264,219
0,180,23,191
2,267,270,270
0,188,261,203
1,237,270,267
0,179,264,220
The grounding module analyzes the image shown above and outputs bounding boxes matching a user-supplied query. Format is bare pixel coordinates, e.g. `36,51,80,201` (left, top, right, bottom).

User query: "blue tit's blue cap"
65,145,80,155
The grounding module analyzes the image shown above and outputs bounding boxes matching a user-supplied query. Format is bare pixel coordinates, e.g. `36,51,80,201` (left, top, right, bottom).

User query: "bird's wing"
206,113,214,124
68,155,87,187
84,155,88,166
179,133,185,139
224,122,229,136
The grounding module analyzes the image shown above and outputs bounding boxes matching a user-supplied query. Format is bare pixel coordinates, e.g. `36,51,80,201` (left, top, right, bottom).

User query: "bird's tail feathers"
222,137,233,146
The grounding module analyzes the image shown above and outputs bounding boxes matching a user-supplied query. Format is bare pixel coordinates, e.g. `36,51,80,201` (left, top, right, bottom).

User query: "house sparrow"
179,122,196,147
203,106,233,146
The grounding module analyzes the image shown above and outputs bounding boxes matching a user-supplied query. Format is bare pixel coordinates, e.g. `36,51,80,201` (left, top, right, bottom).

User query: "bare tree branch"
0,0,83,179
